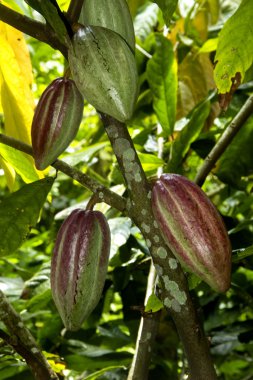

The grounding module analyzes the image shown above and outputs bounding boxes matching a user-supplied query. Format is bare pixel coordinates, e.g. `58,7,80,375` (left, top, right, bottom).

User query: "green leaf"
138,152,164,173
147,34,177,135
214,0,253,94
83,365,127,380
166,98,210,172
216,116,253,186
145,293,163,313
0,177,54,256
25,0,69,45
233,245,253,263
0,144,40,183
152,0,178,24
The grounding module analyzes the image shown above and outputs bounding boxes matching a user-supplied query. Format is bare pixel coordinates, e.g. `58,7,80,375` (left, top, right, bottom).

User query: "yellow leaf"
0,5,43,182
0,33,33,143
177,52,215,118
0,155,16,190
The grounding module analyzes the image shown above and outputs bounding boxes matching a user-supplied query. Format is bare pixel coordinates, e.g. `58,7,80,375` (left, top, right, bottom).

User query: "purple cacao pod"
51,209,111,331
152,174,232,292
32,77,83,170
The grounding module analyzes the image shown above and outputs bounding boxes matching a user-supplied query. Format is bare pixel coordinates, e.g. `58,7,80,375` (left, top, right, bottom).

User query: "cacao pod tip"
152,174,232,293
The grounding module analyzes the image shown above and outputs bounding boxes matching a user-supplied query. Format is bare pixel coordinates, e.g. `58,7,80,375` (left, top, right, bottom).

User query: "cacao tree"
0,1,253,379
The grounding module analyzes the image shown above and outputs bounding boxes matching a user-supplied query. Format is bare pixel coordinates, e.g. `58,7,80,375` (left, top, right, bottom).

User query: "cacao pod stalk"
32,77,83,170
152,174,232,292
51,209,111,331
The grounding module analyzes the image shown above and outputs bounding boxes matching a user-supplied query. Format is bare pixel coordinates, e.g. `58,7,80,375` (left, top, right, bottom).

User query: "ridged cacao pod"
68,25,139,122
31,77,83,170
152,174,232,292
79,0,135,52
51,209,111,331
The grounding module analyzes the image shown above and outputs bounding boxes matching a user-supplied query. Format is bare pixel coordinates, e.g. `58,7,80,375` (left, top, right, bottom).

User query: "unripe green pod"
68,25,139,122
51,209,111,331
152,174,232,292
79,0,135,52
31,77,83,170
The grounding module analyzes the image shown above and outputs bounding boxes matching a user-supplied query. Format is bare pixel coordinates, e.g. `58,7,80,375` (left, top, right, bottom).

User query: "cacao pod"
51,209,111,331
31,77,83,170
79,0,135,52
151,174,232,292
68,25,139,122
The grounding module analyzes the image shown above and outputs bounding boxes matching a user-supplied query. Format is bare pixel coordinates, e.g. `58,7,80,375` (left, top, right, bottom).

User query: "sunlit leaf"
145,293,163,313
214,0,253,94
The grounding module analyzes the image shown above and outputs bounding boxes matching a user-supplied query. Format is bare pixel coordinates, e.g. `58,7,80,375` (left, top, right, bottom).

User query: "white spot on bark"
31,347,39,354
169,258,178,270
154,221,159,228
154,235,160,243
17,322,24,328
163,276,187,306
141,223,150,233
147,191,152,199
157,247,167,259
98,192,104,199
141,209,147,216
155,264,163,275
114,138,131,157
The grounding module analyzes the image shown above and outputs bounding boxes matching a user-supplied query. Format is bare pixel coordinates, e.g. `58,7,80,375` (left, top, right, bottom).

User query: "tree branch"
100,114,217,380
0,134,126,212
67,0,84,24
0,290,58,380
0,3,67,57
195,95,253,186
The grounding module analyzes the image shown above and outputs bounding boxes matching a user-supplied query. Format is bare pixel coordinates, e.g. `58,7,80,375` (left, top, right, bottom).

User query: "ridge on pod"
151,174,232,292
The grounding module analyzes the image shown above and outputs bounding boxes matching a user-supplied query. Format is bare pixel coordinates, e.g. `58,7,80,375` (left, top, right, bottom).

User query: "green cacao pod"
31,77,83,170
68,25,139,122
51,209,111,331
152,174,232,292
79,0,135,52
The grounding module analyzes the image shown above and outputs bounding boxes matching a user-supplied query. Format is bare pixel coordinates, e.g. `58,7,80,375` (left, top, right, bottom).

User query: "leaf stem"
0,134,126,212
195,95,253,186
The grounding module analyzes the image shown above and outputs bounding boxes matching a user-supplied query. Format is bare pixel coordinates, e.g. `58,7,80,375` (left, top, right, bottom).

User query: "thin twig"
0,134,126,212
0,290,58,380
0,3,67,57
127,265,158,380
195,95,253,186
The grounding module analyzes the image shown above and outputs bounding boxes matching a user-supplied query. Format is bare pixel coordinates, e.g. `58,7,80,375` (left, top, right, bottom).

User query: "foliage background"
0,0,253,379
